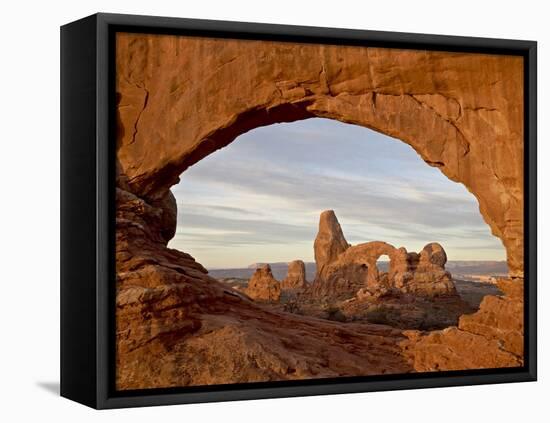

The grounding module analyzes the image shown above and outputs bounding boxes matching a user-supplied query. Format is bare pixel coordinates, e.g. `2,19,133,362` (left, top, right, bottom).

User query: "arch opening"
168,118,505,330
375,254,391,286
170,118,505,267
124,89,521,277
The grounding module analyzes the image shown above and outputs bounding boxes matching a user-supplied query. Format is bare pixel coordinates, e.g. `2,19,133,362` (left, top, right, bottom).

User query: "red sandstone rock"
314,210,350,276
325,241,398,291
114,34,525,387
401,326,522,371
310,212,459,299
399,243,457,297
401,278,524,371
281,260,308,291
310,262,369,301
244,264,282,302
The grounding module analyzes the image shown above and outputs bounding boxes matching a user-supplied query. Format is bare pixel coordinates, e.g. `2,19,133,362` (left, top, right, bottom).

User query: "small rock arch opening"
376,254,391,285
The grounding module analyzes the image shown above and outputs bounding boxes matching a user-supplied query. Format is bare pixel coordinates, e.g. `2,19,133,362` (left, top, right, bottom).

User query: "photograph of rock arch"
115,31,525,391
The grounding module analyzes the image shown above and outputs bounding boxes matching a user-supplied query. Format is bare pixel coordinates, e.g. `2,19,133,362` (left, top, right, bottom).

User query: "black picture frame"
60,12,537,409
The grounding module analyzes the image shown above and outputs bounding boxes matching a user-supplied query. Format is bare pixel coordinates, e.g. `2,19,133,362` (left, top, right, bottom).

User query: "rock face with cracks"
115,33,525,388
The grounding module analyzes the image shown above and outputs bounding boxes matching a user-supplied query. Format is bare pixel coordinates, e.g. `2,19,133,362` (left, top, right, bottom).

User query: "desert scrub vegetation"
365,305,395,325
324,305,347,322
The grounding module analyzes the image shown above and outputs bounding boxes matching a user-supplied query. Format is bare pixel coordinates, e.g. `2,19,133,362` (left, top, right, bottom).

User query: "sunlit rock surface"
115,34,524,388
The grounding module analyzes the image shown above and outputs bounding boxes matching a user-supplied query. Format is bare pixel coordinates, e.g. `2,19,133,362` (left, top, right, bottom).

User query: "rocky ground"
454,279,503,308
217,269,505,331
223,278,502,331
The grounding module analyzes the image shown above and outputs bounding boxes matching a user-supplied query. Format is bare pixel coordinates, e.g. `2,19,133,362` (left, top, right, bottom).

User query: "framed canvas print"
60,13,537,409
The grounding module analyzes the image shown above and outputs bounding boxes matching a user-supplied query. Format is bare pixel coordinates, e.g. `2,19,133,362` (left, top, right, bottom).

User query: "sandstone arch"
114,33,525,388
337,241,399,287
311,211,458,298
116,33,523,276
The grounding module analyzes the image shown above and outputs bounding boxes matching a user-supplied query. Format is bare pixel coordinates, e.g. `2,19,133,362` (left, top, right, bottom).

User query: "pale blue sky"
168,118,505,269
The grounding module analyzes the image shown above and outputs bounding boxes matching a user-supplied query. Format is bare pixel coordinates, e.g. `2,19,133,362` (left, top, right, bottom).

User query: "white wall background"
0,0,546,420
